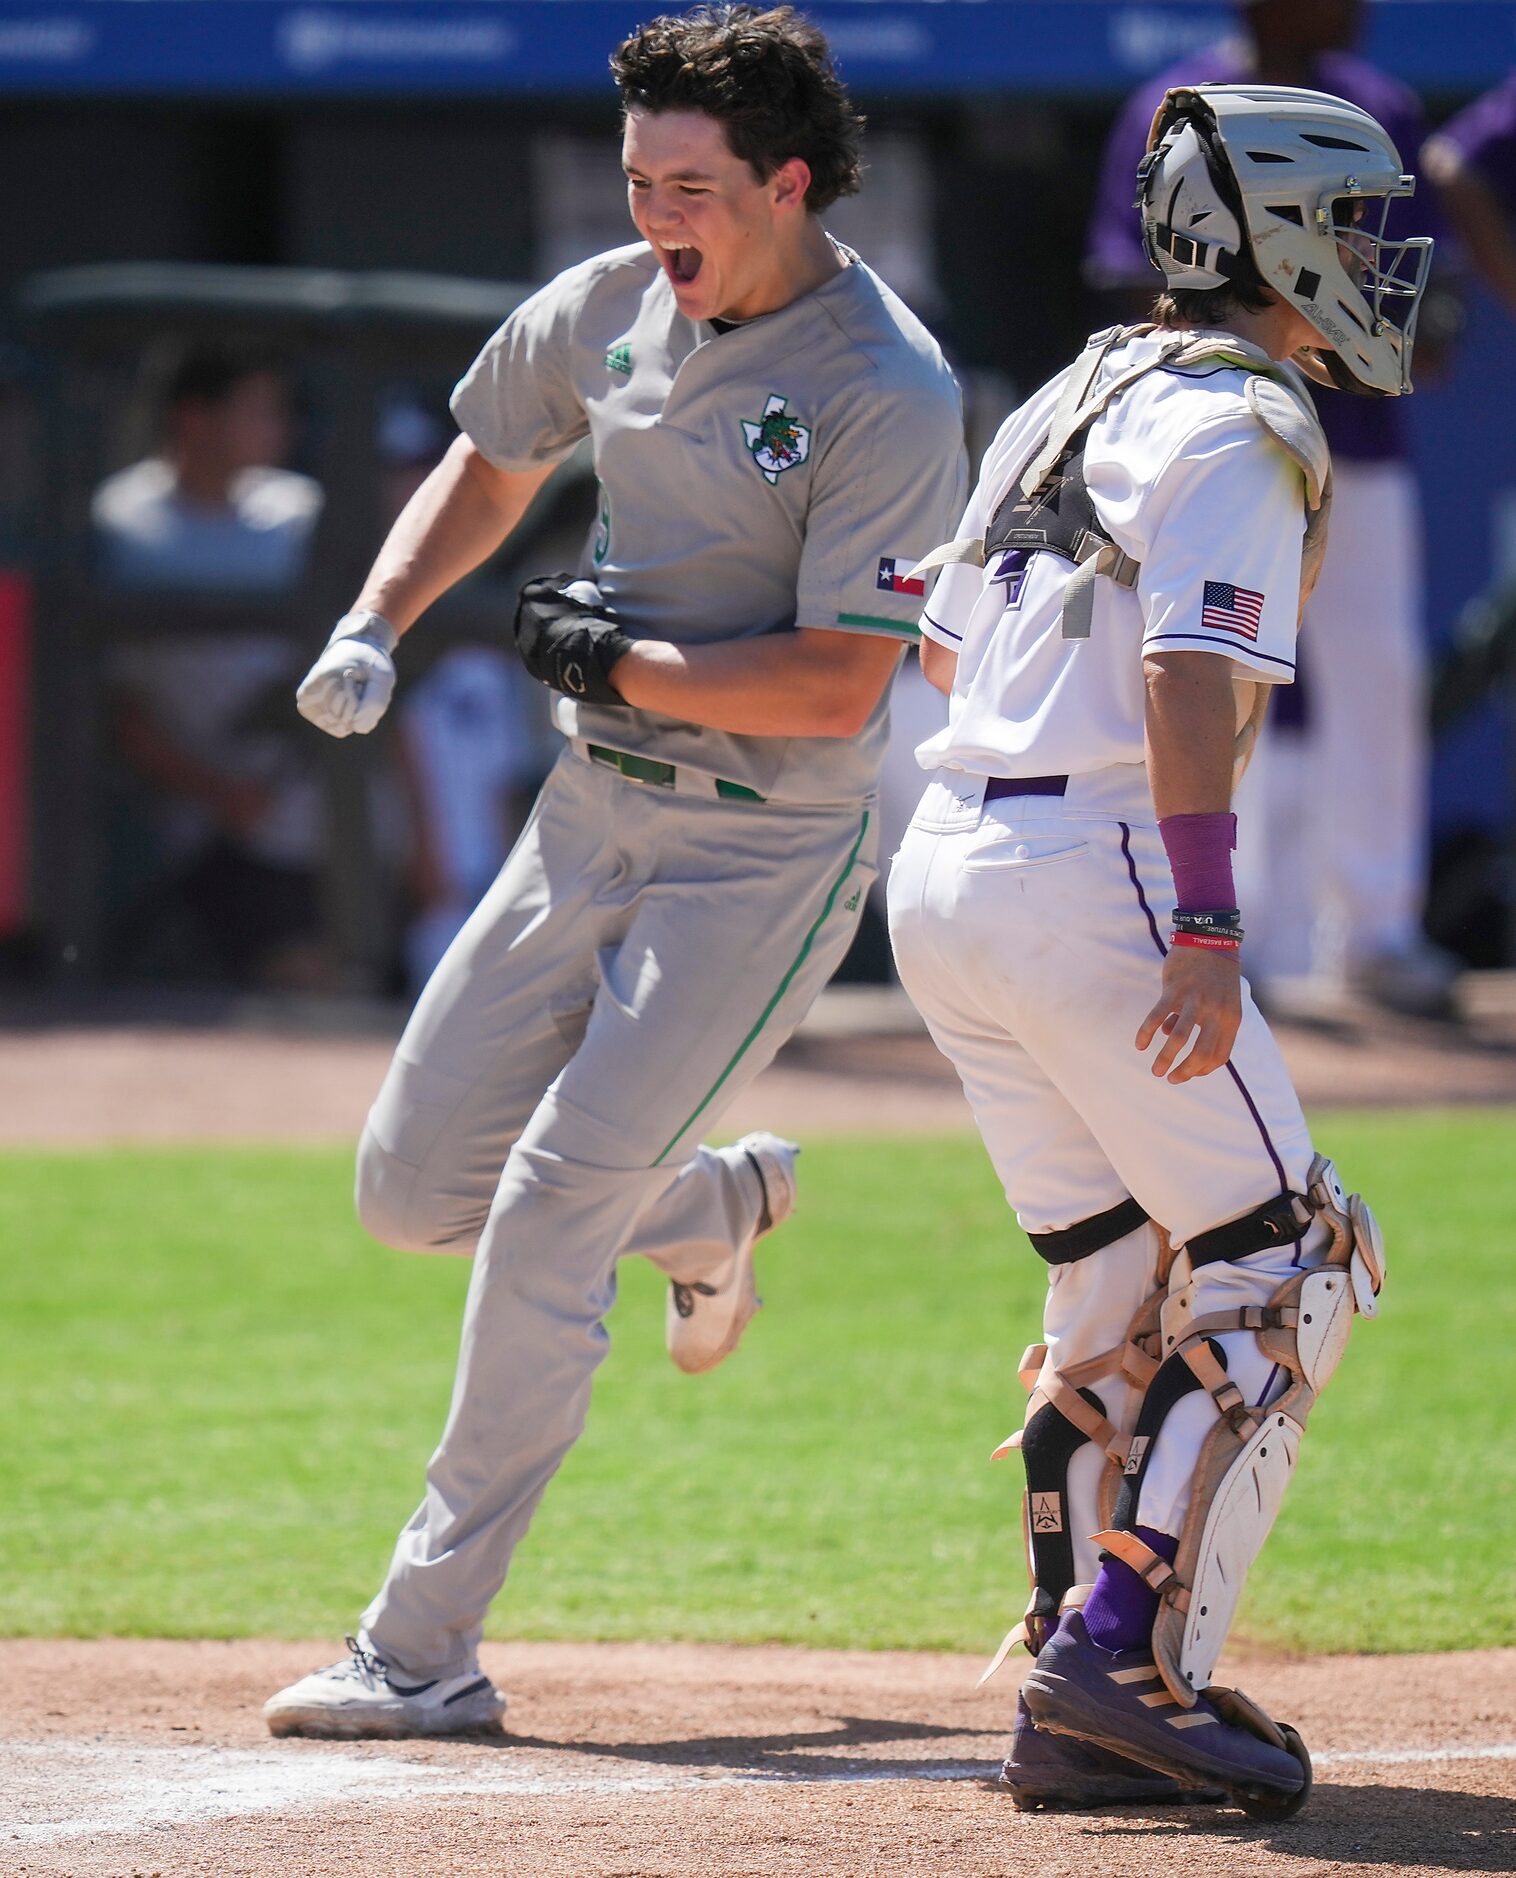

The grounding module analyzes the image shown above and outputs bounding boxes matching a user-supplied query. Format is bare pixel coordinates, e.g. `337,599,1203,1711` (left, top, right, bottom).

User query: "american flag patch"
1201,580,1264,641
877,556,926,597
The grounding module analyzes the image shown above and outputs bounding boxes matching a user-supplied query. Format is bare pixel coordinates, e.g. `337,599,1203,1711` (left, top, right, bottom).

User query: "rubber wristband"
1170,908,1241,933
1170,931,1242,953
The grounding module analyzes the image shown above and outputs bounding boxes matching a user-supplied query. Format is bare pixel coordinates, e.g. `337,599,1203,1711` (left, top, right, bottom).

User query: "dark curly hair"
610,5,864,212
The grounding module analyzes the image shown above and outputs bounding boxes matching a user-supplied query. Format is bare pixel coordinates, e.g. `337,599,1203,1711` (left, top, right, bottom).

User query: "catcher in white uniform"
889,84,1422,1814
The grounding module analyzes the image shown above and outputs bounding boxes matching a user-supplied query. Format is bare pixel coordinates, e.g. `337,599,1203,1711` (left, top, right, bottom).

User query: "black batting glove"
513,575,634,707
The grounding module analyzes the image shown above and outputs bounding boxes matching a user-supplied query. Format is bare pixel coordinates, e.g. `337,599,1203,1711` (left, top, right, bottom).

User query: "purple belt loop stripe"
985,774,1069,801
1119,819,1290,1196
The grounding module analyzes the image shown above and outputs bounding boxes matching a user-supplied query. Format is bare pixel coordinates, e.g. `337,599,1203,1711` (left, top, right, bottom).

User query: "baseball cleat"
666,1132,799,1375
264,1634,506,1739
1021,1612,1310,1817
999,1690,1223,1811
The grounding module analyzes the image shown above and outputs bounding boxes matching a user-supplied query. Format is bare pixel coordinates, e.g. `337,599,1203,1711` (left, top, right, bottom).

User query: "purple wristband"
1159,811,1236,914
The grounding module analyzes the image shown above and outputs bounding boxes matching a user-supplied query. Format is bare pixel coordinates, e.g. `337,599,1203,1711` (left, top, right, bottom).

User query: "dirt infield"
5,974,1516,1144
4,1637,1513,1876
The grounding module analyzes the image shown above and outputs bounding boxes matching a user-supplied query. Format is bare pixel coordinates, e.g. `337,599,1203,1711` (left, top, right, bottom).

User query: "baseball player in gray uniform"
889,85,1415,1814
264,3,965,1738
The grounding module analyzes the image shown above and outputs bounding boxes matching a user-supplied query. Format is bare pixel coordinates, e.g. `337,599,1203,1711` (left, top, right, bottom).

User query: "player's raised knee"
354,1126,475,1256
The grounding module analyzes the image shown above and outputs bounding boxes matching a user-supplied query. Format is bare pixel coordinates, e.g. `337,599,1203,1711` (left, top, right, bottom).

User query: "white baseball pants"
887,771,1321,1558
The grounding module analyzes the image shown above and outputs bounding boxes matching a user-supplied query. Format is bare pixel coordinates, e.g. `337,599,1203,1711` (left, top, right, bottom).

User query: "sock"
1082,1527,1179,1653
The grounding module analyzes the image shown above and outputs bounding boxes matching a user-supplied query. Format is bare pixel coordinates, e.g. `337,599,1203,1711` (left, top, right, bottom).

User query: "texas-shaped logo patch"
742,393,811,484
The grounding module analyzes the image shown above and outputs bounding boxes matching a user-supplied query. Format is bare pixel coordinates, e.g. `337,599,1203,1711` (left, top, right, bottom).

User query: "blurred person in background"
1087,0,1461,1016
94,346,332,990
1424,72,1516,320
378,389,553,992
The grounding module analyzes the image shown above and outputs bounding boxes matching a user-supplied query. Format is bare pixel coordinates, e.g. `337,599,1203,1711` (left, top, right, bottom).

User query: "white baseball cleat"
263,1634,506,1739
666,1132,799,1376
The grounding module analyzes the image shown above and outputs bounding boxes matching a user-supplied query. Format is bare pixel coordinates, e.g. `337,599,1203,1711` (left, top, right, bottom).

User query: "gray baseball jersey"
333,240,966,1683
451,240,967,804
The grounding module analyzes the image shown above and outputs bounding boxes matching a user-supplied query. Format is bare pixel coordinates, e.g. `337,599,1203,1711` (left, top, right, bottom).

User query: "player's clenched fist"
1135,947,1243,1084
296,610,399,737
513,575,633,706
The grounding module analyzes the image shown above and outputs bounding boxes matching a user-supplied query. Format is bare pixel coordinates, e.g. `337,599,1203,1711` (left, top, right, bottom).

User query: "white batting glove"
295,610,399,738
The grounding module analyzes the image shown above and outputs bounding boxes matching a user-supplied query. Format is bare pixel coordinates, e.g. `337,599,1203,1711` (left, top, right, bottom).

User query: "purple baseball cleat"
1021,1612,1311,1818
999,1690,1223,1811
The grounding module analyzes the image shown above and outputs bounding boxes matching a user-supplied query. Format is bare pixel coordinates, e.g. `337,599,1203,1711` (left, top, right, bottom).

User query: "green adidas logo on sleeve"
605,342,633,377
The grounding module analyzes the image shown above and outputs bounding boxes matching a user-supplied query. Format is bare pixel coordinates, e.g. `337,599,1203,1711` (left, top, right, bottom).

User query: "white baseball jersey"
916,329,1305,783
888,326,1331,1580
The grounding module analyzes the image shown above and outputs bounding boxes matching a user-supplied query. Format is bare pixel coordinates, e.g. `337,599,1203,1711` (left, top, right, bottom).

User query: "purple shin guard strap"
1159,812,1237,916
1083,1527,1180,1653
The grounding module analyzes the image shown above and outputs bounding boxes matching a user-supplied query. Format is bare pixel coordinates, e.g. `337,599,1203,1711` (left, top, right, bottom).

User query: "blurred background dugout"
2,0,1516,1009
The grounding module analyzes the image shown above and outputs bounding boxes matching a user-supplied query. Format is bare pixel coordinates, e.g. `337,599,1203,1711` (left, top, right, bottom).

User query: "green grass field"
1,1113,1509,1657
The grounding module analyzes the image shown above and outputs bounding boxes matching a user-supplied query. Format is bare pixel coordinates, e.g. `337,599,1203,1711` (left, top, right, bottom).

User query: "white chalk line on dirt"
6,1739,1515,1847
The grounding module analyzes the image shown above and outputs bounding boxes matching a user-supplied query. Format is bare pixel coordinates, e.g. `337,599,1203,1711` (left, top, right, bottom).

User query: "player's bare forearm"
1142,650,1236,817
920,636,957,695
610,628,901,737
1139,649,1242,1081
355,439,554,635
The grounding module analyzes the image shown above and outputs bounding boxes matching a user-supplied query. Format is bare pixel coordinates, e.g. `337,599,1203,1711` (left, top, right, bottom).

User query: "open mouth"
659,241,703,286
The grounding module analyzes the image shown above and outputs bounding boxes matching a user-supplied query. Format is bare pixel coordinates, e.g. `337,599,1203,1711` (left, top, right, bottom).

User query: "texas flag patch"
876,556,925,597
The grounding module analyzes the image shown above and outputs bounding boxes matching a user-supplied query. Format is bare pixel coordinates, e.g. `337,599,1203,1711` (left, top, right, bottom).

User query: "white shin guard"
1096,1156,1385,1706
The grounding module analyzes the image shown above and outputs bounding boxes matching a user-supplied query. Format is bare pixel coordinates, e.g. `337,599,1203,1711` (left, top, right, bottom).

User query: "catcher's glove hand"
514,576,633,706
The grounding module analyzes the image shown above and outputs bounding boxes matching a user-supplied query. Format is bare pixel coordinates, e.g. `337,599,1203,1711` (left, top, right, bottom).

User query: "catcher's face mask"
1138,83,1434,396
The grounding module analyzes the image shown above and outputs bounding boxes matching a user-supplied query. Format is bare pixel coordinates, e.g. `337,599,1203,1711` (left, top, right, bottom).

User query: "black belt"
985,774,1069,801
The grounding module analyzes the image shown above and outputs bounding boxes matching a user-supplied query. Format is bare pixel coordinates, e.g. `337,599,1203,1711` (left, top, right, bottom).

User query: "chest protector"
914,325,1331,776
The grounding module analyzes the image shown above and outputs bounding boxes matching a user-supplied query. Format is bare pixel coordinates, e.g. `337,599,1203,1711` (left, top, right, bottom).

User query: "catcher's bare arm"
1135,650,1241,1083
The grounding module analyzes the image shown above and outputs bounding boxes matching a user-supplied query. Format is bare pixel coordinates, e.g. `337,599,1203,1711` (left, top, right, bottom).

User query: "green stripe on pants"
653,808,871,1164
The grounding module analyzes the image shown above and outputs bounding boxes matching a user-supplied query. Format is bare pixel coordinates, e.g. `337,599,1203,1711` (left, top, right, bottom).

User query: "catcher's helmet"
1136,84,1433,397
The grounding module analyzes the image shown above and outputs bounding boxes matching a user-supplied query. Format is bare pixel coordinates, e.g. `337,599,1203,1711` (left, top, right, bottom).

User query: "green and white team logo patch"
741,394,811,484
605,342,633,377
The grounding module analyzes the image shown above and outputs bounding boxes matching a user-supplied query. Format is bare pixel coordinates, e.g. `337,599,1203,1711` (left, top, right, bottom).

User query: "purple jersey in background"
1435,69,1516,217
1085,41,1437,461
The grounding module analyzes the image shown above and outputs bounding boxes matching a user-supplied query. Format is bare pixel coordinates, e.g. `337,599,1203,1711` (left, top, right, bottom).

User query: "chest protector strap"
911,325,1330,645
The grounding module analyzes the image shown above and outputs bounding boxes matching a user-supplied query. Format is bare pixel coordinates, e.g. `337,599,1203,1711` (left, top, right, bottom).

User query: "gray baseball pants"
356,748,877,1676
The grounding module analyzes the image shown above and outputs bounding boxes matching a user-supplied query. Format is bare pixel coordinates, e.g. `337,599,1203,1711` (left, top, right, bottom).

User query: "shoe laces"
343,1634,391,1686
670,1279,718,1318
